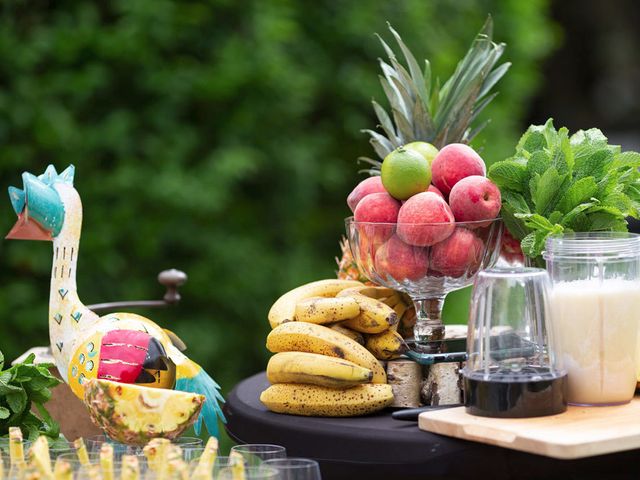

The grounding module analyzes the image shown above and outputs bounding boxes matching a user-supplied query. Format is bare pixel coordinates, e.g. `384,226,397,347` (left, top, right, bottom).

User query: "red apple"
375,235,429,281
427,185,444,198
347,176,387,212
449,176,501,227
431,228,484,277
354,192,401,247
397,192,455,247
431,144,486,196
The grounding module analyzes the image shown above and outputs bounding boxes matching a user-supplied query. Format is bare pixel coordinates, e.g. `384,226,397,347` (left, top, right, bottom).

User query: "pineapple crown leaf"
364,16,509,166
357,157,382,175
386,23,429,107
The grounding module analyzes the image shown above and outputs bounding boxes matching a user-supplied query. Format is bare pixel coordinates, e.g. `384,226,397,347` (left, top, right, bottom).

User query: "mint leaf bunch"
489,119,640,258
0,350,61,440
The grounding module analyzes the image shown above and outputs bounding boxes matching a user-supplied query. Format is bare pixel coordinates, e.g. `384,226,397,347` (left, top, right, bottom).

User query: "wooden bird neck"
48,184,98,380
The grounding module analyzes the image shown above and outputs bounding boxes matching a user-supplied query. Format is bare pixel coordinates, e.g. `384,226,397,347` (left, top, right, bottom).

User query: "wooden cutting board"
419,398,640,459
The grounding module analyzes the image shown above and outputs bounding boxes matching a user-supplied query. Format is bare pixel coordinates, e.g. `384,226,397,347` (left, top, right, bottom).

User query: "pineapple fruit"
84,379,204,445
338,18,508,337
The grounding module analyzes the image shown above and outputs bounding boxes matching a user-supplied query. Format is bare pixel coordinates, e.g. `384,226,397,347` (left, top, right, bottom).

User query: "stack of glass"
0,431,322,480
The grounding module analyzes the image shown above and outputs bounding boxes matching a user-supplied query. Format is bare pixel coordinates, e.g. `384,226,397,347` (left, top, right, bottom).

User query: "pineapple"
84,379,204,445
338,18,509,335
359,17,509,174
336,236,371,284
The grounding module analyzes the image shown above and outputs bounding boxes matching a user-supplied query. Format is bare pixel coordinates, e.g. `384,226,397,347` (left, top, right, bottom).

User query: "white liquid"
552,279,640,405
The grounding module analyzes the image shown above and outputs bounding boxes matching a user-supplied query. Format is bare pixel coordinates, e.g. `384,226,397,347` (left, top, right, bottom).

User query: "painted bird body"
6,165,225,438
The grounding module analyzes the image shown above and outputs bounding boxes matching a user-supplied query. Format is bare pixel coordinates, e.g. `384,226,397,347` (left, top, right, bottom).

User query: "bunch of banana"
262,322,393,416
262,279,426,416
268,279,416,363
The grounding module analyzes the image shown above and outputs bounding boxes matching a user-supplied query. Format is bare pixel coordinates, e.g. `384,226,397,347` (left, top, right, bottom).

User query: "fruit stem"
412,296,446,352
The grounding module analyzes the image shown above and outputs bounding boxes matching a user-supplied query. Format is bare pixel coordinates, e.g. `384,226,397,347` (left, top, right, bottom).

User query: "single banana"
381,292,403,308
336,286,395,299
294,296,360,324
389,301,408,332
342,295,398,334
329,323,365,345
365,330,407,360
398,305,417,338
267,352,372,388
266,322,387,383
268,279,362,328
260,383,393,417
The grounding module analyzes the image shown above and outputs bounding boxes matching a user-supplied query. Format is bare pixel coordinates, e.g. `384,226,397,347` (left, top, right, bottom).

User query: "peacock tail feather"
176,360,226,438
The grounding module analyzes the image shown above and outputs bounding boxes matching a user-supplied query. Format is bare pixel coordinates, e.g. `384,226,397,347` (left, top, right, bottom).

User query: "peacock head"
5,165,75,241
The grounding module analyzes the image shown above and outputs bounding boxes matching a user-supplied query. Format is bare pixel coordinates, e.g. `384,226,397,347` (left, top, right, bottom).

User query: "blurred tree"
0,0,555,396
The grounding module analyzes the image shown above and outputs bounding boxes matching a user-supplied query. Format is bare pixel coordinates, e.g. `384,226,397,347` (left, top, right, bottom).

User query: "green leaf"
570,128,609,160
557,177,598,212
488,160,527,192
526,150,551,180
515,213,555,231
541,118,559,149
604,192,633,216
531,168,569,215
550,127,574,175
613,151,640,169
573,148,614,181
6,391,27,414
0,407,9,420
520,232,537,257
501,191,530,214
588,212,628,231
516,124,547,153
561,201,598,229
0,351,4,371
549,211,563,224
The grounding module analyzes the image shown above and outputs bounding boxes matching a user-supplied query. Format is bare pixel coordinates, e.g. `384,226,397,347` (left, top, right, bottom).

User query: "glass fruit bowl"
345,216,503,350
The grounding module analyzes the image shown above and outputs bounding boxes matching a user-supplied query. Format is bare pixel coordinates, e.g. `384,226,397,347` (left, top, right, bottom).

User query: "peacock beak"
6,211,52,241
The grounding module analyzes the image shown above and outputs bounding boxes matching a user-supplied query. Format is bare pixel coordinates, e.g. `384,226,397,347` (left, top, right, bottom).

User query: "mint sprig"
489,119,640,258
0,350,61,440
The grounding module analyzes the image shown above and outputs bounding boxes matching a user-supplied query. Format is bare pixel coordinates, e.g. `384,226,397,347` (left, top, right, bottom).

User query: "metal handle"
404,349,468,365
391,404,463,421
87,269,188,313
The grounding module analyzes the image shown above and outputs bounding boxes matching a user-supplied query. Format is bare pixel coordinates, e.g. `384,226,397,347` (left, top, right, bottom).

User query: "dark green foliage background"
0,0,554,400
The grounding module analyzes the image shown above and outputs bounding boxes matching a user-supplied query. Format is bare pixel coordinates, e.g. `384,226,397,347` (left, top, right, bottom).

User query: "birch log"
421,363,463,406
386,360,422,408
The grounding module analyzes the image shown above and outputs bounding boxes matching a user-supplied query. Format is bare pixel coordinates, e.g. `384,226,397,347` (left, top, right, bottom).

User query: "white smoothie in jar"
551,279,640,405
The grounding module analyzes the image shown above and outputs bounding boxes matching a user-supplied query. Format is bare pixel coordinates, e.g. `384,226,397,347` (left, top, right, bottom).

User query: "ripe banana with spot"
365,330,407,360
266,352,372,389
329,323,365,345
260,383,393,416
342,295,398,334
268,279,362,328
266,322,387,383
294,296,360,324
337,286,395,299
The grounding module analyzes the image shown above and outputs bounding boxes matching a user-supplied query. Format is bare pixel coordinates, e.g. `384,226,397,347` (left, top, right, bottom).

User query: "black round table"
224,373,640,480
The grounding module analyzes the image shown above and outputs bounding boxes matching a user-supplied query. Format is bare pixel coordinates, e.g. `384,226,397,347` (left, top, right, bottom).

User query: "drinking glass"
230,444,287,466
264,458,322,480
463,267,567,417
216,466,280,480
346,217,502,350
205,456,279,479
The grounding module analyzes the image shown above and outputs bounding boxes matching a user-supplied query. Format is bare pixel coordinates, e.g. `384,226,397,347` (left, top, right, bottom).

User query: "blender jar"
544,232,640,406
463,267,567,417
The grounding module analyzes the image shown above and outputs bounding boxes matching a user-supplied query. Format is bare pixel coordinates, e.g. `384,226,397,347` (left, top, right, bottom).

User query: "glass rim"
263,457,320,468
230,444,286,451
345,215,501,227
543,231,640,259
477,267,548,279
